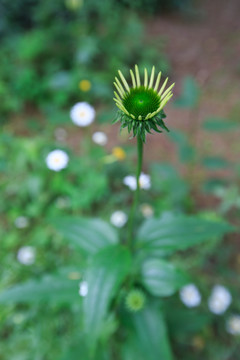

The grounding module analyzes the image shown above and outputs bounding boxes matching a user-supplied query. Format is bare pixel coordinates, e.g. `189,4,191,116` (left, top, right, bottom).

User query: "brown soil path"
141,0,240,169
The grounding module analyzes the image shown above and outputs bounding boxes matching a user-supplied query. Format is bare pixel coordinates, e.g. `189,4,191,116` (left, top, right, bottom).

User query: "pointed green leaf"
141,258,189,297
0,275,80,304
123,303,173,360
202,156,230,170
136,215,234,256
83,245,131,352
50,217,118,255
203,118,239,132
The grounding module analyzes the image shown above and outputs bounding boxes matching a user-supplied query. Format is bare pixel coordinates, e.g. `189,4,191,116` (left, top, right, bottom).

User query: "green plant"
0,66,235,360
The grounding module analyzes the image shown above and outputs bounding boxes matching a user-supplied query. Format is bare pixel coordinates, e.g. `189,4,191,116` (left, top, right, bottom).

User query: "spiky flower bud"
113,65,174,142
125,289,146,312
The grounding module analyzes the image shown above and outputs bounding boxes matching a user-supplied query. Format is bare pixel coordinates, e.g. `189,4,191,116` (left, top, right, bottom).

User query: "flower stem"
127,136,143,250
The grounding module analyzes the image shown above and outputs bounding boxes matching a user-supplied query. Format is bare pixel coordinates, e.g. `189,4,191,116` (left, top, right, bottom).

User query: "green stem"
127,136,143,250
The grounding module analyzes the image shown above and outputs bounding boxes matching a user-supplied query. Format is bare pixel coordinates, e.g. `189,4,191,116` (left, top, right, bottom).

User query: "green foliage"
168,130,196,163
0,275,80,304
141,258,189,296
202,156,230,170
203,117,240,132
83,245,131,354
123,302,173,360
51,217,119,255
174,76,200,108
136,215,234,257
0,0,168,119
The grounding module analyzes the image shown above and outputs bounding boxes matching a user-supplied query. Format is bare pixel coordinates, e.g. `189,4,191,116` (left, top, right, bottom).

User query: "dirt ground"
142,0,240,165
102,0,240,177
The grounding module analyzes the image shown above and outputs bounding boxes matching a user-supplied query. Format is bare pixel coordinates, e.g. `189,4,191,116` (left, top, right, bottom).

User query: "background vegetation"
1,0,240,359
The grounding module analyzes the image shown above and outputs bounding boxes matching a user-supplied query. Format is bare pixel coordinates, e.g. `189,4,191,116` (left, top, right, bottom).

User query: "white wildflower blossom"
123,173,151,191
226,315,240,335
180,284,201,308
17,246,36,266
70,102,95,127
208,285,232,315
123,175,137,190
45,149,69,171
92,131,108,146
14,216,29,229
79,281,88,297
140,203,154,218
110,210,128,228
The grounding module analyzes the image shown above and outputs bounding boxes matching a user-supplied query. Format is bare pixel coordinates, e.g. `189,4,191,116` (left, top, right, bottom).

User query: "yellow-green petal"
135,64,141,87
130,69,136,88
149,66,155,88
144,68,148,88
118,70,130,92
154,71,161,92
158,77,168,96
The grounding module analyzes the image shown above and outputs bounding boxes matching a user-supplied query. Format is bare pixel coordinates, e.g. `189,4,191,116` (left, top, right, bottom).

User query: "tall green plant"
0,66,234,360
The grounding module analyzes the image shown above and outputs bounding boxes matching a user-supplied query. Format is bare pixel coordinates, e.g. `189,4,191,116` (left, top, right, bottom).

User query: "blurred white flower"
46,150,69,172
17,246,36,266
14,216,29,229
55,197,70,209
123,175,136,190
54,128,67,142
140,203,154,218
110,210,128,228
123,173,151,191
226,315,240,335
180,284,201,308
70,102,95,127
92,131,108,146
208,285,232,315
79,281,88,297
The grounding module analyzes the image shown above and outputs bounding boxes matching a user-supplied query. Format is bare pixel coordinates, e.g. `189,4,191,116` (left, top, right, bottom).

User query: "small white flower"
45,149,69,172
110,210,128,228
139,173,151,189
17,246,36,265
180,284,201,308
208,285,232,315
54,128,67,142
226,315,240,335
140,204,154,218
123,175,137,190
14,216,29,229
123,173,151,191
70,102,95,127
79,281,88,297
92,131,108,146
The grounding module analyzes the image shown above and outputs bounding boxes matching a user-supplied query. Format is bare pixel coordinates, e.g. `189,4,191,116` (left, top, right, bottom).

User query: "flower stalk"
127,135,143,249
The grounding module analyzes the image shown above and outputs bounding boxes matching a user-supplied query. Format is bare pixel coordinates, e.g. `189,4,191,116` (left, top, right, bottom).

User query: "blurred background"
1,0,240,359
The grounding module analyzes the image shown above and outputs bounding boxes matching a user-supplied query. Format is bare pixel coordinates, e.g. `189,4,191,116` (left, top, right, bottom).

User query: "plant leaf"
0,274,80,304
202,156,230,170
203,117,239,132
174,76,200,108
122,302,173,360
136,215,234,256
83,245,131,353
141,258,189,297
50,216,118,255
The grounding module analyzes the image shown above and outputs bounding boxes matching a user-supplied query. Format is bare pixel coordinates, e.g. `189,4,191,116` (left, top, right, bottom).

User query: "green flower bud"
125,289,146,312
113,65,174,142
